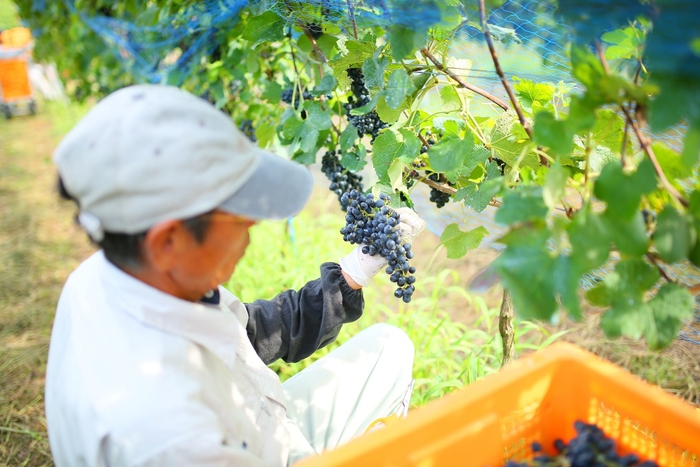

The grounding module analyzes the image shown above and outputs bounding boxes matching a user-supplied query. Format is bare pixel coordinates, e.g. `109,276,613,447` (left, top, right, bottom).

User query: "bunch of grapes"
281,88,313,108
321,150,364,208
503,421,658,467
238,119,256,143
339,190,417,302
344,68,388,142
428,173,451,208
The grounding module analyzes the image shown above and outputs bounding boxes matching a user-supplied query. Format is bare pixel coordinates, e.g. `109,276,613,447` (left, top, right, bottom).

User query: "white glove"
339,207,426,287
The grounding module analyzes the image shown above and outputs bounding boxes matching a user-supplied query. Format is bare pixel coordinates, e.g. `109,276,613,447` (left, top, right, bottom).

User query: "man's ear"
141,220,192,271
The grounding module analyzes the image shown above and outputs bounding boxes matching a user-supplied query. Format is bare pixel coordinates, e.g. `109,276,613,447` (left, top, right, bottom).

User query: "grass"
0,101,91,466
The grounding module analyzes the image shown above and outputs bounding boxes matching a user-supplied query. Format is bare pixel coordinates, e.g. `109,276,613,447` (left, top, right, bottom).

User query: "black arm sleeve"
243,262,364,365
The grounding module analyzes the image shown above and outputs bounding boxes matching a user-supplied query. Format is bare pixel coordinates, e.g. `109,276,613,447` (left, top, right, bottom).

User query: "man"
46,84,425,466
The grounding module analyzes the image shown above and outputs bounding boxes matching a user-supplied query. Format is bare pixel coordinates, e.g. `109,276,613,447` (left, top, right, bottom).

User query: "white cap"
54,85,313,241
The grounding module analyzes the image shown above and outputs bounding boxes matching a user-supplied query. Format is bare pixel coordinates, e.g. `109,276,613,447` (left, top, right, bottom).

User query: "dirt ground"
0,101,698,467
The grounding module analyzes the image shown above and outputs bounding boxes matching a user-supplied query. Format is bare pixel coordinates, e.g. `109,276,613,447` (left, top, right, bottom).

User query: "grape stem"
301,26,327,63
593,43,689,208
420,48,510,112
411,172,502,208
477,0,534,142
646,252,674,283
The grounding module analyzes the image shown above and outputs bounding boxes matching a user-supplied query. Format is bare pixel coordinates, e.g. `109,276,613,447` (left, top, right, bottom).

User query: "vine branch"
420,48,510,111
346,0,358,40
593,43,689,208
477,0,533,141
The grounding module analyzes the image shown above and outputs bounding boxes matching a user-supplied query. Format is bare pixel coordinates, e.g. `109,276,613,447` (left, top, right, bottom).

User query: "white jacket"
45,252,292,466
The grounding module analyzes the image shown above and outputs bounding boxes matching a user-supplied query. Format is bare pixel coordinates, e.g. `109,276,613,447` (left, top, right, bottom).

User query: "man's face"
143,210,256,301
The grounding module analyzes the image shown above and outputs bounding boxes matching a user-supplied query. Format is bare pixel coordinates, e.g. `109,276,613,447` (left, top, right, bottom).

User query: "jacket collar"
96,252,243,371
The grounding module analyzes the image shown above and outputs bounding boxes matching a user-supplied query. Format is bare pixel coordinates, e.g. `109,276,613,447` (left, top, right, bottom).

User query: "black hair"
57,176,214,269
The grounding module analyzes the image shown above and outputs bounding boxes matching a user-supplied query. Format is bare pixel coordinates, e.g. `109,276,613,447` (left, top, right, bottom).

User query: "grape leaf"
602,26,644,61
256,120,277,149
398,129,421,162
601,210,649,257
388,159,407,193
439,85,462,111
495,187,548,226
433,116,466,133
387,25,424,61
242,11,285,48
653,205,693,263
299,126,320,152
588,145,617,173
590,109,625,152
340,145,367,172
339,124,358,152
349,94,380,115
491,113,538,168
454,185,476,202
643,283,695,349
261,82,283,102
464,179,502,212
485,161,502,180
601,283,694,349
543,161,568,209
440,223,488,259
385,69,415,109
552,255,583,319
681,125,700,168
653,142,692,181
534,111,573,155
594,159,657,220
303,101,332,130
330,40,376,75
495,226,558,320
568,206,610,273
429,133,473,173
372,130,418,184
362,51,389,90
514,77,555,114
376,95,403,123
310,74,337,96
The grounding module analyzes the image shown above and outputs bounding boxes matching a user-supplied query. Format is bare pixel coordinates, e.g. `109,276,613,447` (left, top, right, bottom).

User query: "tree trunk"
499,288,515,368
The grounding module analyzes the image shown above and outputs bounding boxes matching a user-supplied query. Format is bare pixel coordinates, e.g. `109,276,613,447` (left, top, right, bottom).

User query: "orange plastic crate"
297,343,700,467
0,57,32,102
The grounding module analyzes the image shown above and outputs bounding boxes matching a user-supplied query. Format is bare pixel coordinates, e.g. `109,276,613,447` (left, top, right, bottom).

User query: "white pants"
282,323,415,465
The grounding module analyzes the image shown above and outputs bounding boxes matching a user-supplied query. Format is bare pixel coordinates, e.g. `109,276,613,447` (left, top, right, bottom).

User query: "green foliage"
20,0,700,349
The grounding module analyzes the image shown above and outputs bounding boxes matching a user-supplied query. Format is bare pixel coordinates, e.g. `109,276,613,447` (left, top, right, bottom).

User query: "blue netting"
60,0,699,343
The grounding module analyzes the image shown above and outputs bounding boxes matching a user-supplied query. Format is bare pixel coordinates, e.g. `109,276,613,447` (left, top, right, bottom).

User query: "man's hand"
339,207,426,287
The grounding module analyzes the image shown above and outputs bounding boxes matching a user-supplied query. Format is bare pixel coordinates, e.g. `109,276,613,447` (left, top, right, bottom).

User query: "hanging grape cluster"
339,190,417,302
321,150,364,209
344,68,388,142
281,88,313,108
503,421,659,467
428,173,451,208
238,119,256,143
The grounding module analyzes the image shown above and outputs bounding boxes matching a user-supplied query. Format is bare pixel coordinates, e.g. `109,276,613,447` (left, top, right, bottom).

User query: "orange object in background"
297,343,700,467
0,27,32,48
0,27,36,118
0,57,31,101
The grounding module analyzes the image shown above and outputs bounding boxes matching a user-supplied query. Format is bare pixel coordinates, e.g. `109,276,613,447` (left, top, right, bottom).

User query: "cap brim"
218,150,313,220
